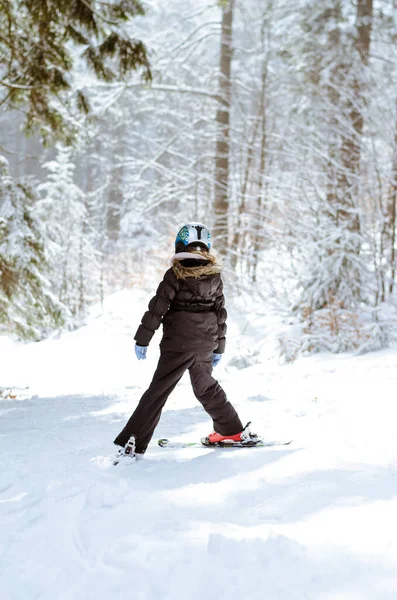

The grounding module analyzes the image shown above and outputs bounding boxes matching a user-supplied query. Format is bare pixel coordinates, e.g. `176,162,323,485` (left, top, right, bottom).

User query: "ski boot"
201,422,260,447
113,435,136,466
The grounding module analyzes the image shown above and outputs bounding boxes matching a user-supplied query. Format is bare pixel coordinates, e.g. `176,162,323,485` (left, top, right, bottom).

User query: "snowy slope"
1,290,397,600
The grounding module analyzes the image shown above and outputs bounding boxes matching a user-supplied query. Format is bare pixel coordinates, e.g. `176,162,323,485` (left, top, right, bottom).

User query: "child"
114,222,251,460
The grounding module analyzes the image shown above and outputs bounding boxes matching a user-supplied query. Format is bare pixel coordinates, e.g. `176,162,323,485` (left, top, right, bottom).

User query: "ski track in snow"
1,290,397,599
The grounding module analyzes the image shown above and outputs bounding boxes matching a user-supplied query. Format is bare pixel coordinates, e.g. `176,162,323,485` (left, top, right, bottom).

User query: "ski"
157,438,292,449
113,451,136,466
113,435,136,466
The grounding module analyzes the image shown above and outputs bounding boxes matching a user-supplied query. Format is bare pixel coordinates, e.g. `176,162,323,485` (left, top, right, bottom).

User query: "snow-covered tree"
0,156,67,339
0,0,151,141
37,144,100,317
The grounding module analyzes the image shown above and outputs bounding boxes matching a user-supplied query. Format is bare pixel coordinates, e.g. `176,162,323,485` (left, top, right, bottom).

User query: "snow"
1,289,397,599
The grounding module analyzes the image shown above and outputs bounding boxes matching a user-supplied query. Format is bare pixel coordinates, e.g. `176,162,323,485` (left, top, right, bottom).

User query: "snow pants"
113,350,243,454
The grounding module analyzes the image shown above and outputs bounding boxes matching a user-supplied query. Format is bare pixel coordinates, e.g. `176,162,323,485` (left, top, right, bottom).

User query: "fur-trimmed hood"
171,250,223,280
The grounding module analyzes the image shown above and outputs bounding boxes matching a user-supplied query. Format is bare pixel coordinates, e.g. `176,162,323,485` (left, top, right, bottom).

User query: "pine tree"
0,0,151,141
0,157,67,339
38,145,97,316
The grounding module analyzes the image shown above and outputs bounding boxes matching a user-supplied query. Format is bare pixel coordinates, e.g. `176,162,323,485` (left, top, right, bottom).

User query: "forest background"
1,0,397,358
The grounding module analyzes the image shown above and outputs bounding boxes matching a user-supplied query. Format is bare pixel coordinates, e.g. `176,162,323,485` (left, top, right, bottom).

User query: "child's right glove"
212,353,222,367
135,344,148,360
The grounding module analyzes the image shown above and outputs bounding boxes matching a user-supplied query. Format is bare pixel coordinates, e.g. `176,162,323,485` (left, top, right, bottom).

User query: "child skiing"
113,222,254,462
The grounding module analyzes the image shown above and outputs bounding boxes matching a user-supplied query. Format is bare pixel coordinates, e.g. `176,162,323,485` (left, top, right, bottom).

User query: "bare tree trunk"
389,185,397,294
79,197,89,315
60,235,72,309
356,0,373,62
232,5,272,277
251,53,268,283
379,2,397,298
78,220,85,315
231,117,260,269
213,0,234,255
107,139,124,242
388,100,397,294
339,0,373,234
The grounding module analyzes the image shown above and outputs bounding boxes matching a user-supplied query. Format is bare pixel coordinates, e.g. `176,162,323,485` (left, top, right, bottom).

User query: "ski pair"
114,421,257,465
113,423,292,464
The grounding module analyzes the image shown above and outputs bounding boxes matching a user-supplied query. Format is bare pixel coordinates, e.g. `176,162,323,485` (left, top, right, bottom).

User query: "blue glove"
212,353,222,367
135,345,147,360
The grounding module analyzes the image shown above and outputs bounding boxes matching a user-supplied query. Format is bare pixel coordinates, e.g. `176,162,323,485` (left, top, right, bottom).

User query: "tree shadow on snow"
4,393,397,600
4,392,397,534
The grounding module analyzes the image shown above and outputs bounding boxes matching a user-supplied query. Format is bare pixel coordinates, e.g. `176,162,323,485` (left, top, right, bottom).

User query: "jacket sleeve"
134,269,179,347
213,277,227,354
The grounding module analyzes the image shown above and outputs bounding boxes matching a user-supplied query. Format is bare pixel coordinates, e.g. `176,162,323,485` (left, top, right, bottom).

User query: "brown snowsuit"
113,251,243,453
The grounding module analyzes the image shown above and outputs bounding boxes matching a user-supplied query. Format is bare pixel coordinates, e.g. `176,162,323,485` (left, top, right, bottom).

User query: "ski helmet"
175,222,211,253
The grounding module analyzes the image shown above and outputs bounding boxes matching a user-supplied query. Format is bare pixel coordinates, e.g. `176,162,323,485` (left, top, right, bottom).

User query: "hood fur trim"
171,250,223,280
169,252,205,265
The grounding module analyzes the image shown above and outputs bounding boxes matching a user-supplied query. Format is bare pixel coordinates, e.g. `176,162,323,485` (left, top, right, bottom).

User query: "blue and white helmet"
175,222,211,253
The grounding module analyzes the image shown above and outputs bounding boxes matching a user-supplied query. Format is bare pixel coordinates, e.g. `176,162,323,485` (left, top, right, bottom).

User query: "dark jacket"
134,255,227,354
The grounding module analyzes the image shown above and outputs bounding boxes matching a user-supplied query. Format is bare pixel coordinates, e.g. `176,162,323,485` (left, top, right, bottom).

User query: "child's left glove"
212,353,222,367
135,344,148,360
